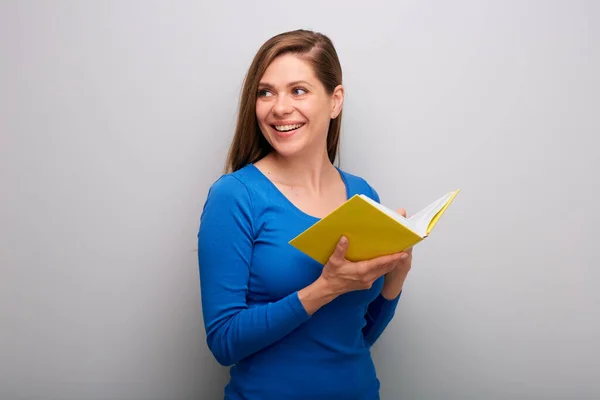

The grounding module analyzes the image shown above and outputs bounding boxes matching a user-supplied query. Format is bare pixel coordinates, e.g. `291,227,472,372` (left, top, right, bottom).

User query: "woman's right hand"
298,236,404,315
319,236,404,297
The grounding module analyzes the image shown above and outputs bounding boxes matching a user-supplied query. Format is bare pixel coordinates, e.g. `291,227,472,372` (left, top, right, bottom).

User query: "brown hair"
225,29,344,173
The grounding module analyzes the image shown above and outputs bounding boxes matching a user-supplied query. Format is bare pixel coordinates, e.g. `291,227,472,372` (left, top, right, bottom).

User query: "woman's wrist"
298,277,339,315
381,278,404,300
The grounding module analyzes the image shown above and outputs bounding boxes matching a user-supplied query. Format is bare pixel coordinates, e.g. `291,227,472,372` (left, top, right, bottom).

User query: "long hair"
225,29,344,173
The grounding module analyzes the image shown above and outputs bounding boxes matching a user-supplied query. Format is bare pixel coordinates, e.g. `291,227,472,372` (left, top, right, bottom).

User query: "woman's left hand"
380,208,413,300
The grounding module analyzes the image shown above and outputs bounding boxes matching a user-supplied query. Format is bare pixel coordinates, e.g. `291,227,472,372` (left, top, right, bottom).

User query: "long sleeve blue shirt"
197,164,401,400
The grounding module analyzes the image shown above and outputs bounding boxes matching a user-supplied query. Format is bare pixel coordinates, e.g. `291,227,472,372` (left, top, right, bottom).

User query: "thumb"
334,236,349,259
397,208,407,217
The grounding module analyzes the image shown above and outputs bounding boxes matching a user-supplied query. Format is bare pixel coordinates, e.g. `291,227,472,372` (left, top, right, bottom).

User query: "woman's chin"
272,144,303,158
270,138,310,159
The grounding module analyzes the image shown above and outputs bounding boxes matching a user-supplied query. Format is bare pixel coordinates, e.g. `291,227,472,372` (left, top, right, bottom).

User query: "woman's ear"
331,84,344,119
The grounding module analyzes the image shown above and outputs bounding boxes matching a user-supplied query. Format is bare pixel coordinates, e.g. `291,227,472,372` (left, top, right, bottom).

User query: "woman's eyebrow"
258,80,313,89
287,80,312,87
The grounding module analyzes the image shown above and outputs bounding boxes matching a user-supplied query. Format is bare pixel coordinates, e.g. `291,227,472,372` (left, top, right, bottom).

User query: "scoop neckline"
247,163,351,221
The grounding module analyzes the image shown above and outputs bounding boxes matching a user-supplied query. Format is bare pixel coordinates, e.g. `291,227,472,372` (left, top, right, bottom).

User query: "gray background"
1,1,598,399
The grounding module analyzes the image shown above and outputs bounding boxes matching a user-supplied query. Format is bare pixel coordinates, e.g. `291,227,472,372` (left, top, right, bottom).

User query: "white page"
358,195,421,234
408,192,454,236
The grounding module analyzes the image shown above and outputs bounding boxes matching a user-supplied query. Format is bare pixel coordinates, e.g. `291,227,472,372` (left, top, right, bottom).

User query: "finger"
397,208,407,217
332,236,349,262
367,259,398,281
363,252,403,271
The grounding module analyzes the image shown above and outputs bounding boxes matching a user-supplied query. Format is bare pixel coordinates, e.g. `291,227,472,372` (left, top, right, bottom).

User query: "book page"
408,192,455,236
358,195,420,234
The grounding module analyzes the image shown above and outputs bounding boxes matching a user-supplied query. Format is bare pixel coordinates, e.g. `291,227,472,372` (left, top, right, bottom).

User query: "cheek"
304,103,331,129
255,102,270,123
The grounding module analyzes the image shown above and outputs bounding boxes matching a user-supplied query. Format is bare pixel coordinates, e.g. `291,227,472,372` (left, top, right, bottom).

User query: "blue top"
197,164,401,400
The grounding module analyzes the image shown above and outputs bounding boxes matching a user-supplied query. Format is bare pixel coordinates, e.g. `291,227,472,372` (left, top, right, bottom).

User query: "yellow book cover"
289,189,460,265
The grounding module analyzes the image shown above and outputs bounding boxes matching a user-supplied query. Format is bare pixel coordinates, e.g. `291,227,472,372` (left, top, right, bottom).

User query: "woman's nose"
272,95,293,116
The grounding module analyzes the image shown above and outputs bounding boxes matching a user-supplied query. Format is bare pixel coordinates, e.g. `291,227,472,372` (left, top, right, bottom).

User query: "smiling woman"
254,54,343,162
197,29,413,400
224,30,344,175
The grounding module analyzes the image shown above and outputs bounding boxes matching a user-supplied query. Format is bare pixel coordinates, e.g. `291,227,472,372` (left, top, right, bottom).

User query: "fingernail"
400,253,408,260
339,236,347,245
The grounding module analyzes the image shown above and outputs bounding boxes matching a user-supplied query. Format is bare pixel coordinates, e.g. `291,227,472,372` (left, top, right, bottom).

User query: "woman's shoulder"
205,164,266,203
337,167,380,202
207,164,252,194
199,166,259,237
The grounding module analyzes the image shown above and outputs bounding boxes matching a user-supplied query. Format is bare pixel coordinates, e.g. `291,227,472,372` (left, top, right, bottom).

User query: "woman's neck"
260,149,337,195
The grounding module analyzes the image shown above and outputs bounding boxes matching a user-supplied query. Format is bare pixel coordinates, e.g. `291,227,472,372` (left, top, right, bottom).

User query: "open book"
289,189,460,264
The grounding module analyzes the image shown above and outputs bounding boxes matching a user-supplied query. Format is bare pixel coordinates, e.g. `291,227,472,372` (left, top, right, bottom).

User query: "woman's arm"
198,175,313,366
362,292,401,346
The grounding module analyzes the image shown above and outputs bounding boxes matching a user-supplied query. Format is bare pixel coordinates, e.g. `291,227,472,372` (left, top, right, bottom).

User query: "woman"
198,29,413,400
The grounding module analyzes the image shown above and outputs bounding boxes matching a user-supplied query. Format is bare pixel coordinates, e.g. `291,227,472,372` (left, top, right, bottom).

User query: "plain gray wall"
1,1,598,399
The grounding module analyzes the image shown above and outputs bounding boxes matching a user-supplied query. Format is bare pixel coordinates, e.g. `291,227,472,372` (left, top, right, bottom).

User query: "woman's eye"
258,89,272,97
293,88,307,95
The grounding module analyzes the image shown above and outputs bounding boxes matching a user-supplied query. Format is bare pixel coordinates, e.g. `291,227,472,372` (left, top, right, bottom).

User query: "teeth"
274,124,303,132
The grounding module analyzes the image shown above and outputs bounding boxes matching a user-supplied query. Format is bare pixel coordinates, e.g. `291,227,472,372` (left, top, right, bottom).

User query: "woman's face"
255,53,343,160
